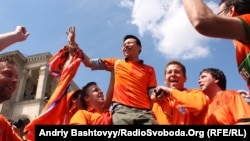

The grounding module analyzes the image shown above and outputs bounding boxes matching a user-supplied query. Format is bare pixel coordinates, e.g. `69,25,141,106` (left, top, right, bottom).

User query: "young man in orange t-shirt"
70,81,113,125
151,60,208,125
198,68,250,124
68,26,157,125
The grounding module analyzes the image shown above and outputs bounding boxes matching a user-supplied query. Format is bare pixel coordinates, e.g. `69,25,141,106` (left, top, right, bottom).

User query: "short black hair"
220,0,250,14
199,68,227,90
123,35,141,47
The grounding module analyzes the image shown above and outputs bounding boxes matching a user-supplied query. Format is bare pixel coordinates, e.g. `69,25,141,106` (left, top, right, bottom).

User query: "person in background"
151,60,208,124
0,58,23,141
198,68,250,124
68,26,157,125
182,0,250,90
0,26,29,51
237,89,250,105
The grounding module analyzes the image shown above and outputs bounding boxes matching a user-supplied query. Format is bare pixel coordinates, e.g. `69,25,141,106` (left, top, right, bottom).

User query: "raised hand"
15,26,29,42
66,26,80,56
66,26,76,43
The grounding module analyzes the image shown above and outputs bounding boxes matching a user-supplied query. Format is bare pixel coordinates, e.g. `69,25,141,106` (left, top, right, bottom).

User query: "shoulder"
187,88,204,94
74,109,88,115
218,90,241,100
220,89,239,95
142,63,156,71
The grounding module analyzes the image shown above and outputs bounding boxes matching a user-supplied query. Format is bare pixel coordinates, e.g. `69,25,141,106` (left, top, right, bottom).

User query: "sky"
0,0,248,94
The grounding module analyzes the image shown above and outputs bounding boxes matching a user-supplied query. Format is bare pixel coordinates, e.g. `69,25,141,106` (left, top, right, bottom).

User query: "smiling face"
85,84,105,108
122,38,141,59
164,63,186,90
0,61,18,103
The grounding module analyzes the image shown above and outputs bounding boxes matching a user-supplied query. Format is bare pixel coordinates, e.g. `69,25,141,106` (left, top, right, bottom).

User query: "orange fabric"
43,46,83,112
23,45,84,141
70,107,112,125
94,110,112,125
152,101,170,124
102,58,157,109
204,90,250,124
234,14,250,89
152,88,208,125
48,45,84,78
0,115,22,141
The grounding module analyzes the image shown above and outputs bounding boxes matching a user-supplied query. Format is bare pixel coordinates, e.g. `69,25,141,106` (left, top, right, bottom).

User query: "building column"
15,69,29,102
35,65,48,99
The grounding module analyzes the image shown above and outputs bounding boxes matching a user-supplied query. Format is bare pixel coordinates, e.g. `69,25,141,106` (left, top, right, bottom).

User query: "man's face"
0,62,18,102
86,84,105,106
218,2,227,16
198,72,216,93
218,2,233,17
122,38,141,58
164,64,186,90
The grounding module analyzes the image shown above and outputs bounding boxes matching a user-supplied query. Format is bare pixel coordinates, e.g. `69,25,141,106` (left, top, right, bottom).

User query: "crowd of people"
1,0,250,140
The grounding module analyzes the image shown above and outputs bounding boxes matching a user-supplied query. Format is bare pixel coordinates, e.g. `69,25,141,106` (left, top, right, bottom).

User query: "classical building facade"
0,50,79,136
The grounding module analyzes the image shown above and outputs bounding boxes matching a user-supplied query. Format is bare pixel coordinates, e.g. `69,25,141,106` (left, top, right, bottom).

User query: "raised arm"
102,65,115,110
66,26,92,68
182,0,247,42
0,26,29,51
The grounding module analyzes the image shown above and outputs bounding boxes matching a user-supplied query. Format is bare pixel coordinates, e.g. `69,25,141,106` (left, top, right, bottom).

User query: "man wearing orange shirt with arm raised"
69,26,157,125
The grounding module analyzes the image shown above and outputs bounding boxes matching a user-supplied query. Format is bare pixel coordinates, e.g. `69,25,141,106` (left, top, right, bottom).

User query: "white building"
0,50,79,137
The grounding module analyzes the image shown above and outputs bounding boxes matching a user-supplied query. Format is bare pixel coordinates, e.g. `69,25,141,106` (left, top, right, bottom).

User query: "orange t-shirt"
204,90,250,124
70,107,111,125
152,88,208,125
0,115,22,141
234,14,250,88
102,58,157,109
152,100,172,124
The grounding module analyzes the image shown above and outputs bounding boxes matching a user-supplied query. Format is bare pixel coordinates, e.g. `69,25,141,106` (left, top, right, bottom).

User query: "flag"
23,45,84,141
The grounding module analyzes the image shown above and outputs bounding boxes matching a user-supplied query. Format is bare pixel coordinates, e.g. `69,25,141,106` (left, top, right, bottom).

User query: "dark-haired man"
198,68,250,124
68,26,158,125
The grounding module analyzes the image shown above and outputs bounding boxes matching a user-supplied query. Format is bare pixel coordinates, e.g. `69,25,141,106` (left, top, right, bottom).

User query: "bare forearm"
0,26,29,51
0,31,21,51
103,70,114,110
82,52,92,67
182,0,214,23
182,0,215,32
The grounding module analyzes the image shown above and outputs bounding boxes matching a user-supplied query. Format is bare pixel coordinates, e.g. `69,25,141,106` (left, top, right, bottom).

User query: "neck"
205,86,222,99
126,57,139,61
